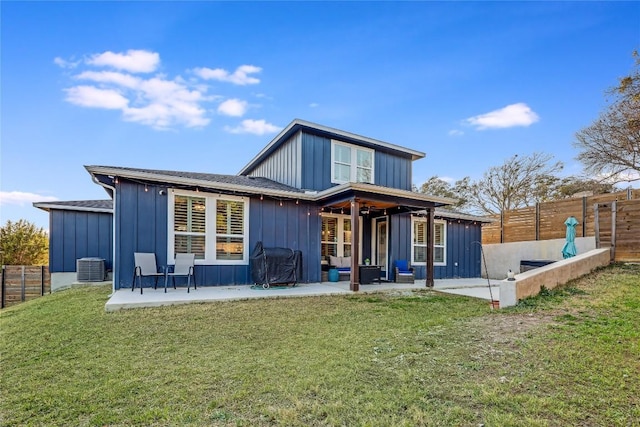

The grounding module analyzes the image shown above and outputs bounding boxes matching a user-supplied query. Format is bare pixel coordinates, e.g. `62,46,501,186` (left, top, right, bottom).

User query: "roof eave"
85,166,311,200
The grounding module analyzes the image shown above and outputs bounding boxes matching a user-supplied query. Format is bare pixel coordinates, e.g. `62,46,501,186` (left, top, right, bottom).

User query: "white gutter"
91,175,117,295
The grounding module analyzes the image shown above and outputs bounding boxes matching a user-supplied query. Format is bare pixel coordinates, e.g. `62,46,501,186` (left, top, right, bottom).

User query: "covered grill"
250,242,302,288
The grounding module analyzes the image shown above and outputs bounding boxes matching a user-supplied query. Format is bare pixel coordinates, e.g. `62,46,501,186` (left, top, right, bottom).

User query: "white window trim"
168,189,250,265
411,217,447,267
330,140,375,185
320,213,364,262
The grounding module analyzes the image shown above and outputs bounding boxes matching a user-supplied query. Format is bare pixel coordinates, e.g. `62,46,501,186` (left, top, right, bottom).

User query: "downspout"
92,176,117,295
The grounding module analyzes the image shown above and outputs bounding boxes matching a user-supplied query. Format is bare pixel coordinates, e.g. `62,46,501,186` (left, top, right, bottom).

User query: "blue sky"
2,1,639,230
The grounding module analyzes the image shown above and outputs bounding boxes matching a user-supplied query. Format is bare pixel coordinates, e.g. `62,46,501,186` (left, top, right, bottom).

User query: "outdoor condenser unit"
77,258,106,282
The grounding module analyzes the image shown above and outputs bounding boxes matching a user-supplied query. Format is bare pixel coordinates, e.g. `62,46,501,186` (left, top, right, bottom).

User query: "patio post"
426,207,434,287
350,198,360,291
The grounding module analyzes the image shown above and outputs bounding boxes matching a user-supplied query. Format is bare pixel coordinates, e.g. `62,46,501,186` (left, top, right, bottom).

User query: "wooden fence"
482,189,640,262
1,265,51,309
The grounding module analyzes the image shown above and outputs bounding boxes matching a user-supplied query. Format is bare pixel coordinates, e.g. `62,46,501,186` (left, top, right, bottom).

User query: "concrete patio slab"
105,278,502,311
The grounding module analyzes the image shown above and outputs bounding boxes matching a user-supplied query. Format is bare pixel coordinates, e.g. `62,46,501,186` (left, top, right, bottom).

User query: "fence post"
500,211,504,243
582,196,587,238
41,265,45,296
1,266,5,309
21,266,26,303
535,203,540,240
611,201,617,261
594,203,600,248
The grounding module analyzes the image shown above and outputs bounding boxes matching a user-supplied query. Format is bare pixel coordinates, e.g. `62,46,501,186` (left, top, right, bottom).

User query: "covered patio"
316,182,454,290
104,278,502,311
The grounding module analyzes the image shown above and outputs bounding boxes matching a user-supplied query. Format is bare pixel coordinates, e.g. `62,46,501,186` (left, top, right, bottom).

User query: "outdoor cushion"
396,259,411,273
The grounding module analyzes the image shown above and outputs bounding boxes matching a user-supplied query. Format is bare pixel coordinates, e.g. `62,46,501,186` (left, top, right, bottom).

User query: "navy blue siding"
114,181,168,290
49,210,113,273
300,131,413,191
375,151,412,190
113,181,322,289
389,214,482,281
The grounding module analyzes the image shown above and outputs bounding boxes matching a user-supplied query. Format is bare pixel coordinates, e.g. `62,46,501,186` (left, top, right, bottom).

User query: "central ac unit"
77,258,105,282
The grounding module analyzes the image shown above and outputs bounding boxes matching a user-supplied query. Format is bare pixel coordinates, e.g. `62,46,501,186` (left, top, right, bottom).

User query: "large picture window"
331,140,374,184
169,190,249,264
411,218,446,266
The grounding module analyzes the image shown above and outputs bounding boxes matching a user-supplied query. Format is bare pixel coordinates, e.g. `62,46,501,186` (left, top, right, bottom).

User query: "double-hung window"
411,218,446,266
169,190,249,264
331,140,374,184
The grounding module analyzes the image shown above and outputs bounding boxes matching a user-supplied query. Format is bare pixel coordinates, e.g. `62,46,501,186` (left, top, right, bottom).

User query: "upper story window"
331,140,374,184
169,190,249,265
411,217,446,266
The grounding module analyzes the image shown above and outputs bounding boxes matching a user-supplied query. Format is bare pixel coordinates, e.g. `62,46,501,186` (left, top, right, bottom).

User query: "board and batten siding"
300,132,414,191
113,181,322,290
247,131,302,188
49,209,113,273
388,214,482,281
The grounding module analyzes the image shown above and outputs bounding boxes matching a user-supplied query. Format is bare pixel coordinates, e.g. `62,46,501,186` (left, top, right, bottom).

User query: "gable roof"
238,119,426,176
33,199,113,213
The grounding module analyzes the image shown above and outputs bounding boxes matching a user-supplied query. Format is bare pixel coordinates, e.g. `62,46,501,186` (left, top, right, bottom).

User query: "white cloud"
0,191,58,206
309,102,319,108
193,65,261,85
53,57,80,69
76,70,141,89
448,129,464,136
224,119,281,135
465,103,539,130
217,99,248,117
64,86,129,109
58,50,271,130
86,49,160,73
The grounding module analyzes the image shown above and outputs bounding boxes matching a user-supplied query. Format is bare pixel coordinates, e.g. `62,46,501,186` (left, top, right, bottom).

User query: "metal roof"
33,199,113,213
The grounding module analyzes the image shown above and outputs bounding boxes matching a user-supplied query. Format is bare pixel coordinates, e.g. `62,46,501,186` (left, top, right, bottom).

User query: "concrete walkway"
105,278,502,311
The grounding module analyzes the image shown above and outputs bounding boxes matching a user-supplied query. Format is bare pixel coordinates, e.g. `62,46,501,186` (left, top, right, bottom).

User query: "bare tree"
456,153,563,215
574,51,640,184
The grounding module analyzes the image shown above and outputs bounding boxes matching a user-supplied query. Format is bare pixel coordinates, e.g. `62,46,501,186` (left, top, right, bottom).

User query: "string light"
296,199,299,205
279,200,283,207
260,194,264,201
114,177,119,184
144,184,148,192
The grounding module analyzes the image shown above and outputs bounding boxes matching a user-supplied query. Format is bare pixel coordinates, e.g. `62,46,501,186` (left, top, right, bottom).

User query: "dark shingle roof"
87,166,306,194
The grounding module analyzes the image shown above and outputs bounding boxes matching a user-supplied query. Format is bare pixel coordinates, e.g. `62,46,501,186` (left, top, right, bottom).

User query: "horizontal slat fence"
1,266,51,309
482,189,640,262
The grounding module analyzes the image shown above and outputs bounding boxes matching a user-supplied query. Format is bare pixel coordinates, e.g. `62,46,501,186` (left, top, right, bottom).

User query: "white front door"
376,219,388,280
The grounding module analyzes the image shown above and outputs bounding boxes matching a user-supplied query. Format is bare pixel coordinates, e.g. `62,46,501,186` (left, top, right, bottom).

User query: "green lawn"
1,264,639,426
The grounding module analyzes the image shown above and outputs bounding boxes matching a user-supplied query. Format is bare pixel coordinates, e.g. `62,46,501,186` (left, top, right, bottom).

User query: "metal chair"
165,253,196,293
394,259,415,283
132,252,164,294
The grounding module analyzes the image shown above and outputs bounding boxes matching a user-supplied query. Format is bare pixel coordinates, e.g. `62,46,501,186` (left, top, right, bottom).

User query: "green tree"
414,176,469,210
574,50,640,184
0,220,49,265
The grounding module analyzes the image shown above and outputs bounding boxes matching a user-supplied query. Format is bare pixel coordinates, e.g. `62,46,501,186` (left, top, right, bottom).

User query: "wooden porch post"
350,198,360,291
426,207,434,287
